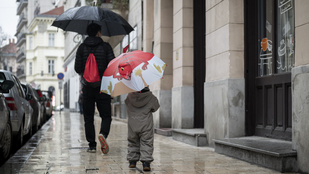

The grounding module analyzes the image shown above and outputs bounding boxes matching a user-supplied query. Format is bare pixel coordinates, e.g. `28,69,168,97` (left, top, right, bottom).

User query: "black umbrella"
52,6,134,36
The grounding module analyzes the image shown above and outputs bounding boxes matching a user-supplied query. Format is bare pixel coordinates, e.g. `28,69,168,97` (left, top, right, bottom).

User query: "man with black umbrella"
75,23,115,154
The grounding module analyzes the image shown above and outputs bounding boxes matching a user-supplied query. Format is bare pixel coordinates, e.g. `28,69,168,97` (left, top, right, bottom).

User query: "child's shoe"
129,161,137,168
98,134,109,154
142,162,151,171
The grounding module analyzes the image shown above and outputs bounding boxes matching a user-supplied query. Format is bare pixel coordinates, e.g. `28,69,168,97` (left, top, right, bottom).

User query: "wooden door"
245,0,294,140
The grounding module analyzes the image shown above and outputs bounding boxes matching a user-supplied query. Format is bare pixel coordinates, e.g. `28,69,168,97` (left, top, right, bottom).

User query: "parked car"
0,80,15,164
21,83,44,133
35,89,47,124
0,70,33,148
41,90,53,119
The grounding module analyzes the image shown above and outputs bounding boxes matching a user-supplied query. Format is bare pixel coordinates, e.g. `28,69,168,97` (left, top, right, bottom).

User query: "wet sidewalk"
0,111,298,174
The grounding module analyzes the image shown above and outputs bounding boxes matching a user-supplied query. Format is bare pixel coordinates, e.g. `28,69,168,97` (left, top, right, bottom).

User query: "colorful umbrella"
100,50,166,97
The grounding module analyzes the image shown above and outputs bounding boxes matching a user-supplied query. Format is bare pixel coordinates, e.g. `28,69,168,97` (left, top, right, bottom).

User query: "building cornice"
28,16,56,32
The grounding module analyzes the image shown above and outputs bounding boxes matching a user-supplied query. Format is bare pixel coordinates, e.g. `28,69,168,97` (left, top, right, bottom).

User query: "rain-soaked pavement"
0,111,300,174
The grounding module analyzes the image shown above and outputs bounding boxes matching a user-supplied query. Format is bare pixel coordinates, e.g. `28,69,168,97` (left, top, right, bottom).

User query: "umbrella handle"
141,76,147,87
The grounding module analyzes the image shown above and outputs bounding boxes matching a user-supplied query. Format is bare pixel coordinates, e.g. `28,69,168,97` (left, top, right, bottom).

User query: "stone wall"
293,1,309,172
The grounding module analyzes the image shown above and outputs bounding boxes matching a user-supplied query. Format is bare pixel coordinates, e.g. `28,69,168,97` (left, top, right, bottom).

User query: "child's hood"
128,91,153,108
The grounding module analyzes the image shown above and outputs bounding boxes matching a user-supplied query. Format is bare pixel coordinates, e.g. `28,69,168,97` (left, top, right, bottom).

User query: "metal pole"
60,88,62,115
58,79,63,115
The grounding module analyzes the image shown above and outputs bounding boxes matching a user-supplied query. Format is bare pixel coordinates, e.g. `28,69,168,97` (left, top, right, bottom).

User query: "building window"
29,62,32,75
122,26,138,52
49,33,55,47
258,0,295,76
122,35,129,52
48,60,55,74
129,26,138,50
277,0,295,73
29,36,33,50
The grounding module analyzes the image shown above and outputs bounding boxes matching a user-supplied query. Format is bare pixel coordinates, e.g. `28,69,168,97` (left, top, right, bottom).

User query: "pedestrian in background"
78,90,83,115
74,23,115,154
125,86,160,171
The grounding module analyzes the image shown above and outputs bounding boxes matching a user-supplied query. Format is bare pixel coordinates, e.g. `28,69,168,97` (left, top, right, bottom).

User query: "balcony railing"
16,52,25,63
16,16,27,33
16,33,26,47
17,33,25,41
16,67,25,77
17,0,28,15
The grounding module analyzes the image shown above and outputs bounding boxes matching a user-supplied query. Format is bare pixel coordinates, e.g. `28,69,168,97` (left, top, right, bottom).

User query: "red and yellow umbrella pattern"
100,50,166,97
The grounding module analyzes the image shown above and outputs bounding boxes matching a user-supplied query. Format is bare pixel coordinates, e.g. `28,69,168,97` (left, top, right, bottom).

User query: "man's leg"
95,88,111,154
83,86,96,148
79,103,83,114
96,91,111,138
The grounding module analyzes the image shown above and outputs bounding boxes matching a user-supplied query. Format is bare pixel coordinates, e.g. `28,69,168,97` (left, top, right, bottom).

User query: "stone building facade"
125,0,309,173
26,6,65,107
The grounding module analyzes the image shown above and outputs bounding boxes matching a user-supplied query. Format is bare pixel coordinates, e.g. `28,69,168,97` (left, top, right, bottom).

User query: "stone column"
172,0,194,129
204,0,245,146
151,0,173,128
143,0,154,53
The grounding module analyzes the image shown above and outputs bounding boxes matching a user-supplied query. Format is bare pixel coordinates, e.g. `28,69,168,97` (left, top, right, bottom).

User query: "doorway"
193,0,206,128
245,0,294,140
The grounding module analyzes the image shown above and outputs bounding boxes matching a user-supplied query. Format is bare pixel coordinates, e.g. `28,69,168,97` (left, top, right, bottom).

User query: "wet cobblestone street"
0,111,299,174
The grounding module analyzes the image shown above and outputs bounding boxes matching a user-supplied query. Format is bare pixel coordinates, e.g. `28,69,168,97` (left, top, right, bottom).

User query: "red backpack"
83,48,100,83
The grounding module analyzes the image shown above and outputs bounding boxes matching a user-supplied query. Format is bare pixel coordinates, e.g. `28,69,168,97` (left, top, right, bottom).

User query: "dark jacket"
75,36,115,87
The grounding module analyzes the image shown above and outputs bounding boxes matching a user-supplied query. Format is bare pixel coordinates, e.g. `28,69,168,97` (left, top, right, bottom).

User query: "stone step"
154,128,172,136
214,136,298,173
172,129,207,147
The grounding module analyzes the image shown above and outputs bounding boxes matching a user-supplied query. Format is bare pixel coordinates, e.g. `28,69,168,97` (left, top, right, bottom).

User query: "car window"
0,72,6,83
21,84,28,94
36,89,43,98
42,91,52,101
11,75,25,98
31,87,40,100
0,72,10,93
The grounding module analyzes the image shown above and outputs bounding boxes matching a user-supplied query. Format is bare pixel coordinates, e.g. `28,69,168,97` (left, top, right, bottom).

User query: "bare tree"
0,26,9,47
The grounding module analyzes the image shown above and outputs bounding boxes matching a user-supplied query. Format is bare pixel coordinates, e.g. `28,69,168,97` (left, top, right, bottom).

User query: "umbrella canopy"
52,6,133,36
100,50,166,97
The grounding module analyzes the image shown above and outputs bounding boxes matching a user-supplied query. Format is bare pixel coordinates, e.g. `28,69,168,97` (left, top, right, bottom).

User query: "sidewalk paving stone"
0,111,300,174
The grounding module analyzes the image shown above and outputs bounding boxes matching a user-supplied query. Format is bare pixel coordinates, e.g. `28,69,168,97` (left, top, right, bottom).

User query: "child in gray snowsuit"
125,87,160,171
